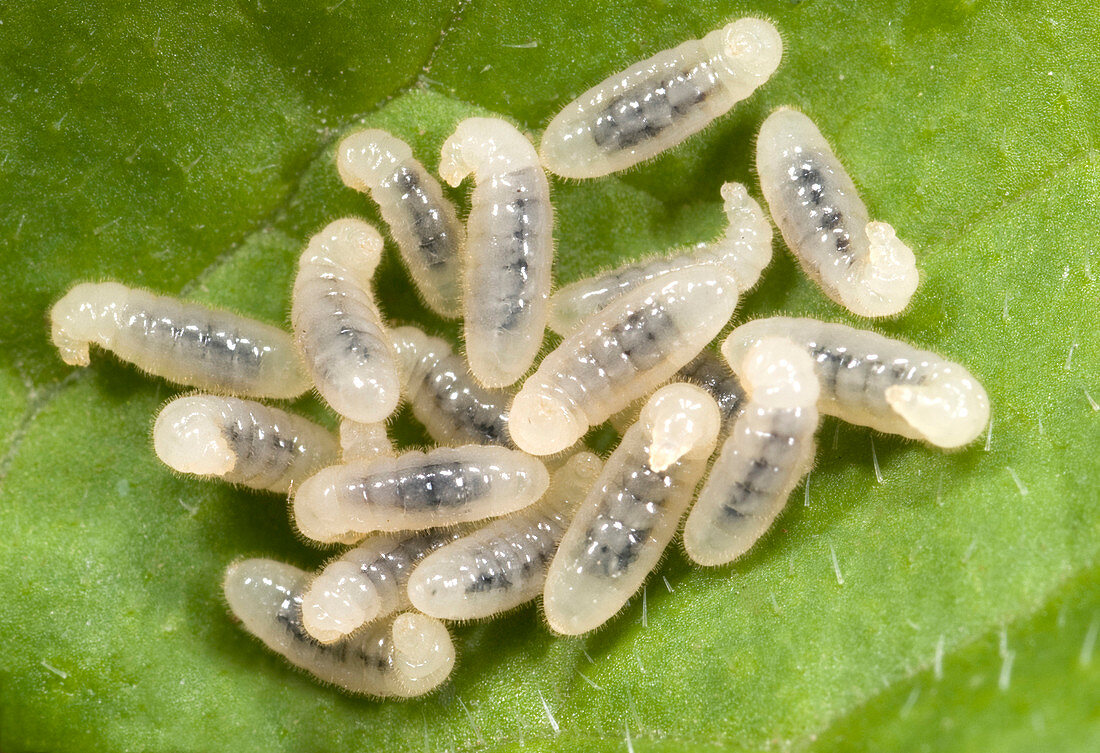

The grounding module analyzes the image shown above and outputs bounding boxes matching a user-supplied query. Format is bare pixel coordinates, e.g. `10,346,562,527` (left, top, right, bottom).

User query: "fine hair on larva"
440,117,555,388
407,451,604,621
540,18,784,178
224,559,455,698
337,129,465,317
338,419,395,463
756,107,919,317
153,394,339,495
683,337,820,566
723,317,990,448
50,281,309,399
548,181,772,336
542,384,721,635
292,218,401,424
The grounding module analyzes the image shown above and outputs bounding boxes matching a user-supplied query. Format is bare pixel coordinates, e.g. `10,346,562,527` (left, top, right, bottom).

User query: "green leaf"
1,1,1097,751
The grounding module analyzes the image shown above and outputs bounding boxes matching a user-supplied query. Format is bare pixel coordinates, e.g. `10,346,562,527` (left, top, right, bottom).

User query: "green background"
1,0,1097,750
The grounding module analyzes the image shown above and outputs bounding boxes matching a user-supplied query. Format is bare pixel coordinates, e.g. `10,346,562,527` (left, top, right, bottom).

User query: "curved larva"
548,182,771,335
756,108,919,317
153,395,339,494
50,282,308,399
683,337,820,566
292,445,550,543
391,325,513,448
224,559,454,698
440,117,554,387
542,384,721,635
510,264,739,456
407,451,604,621
292,219,401,423
301,529,461,644
338,420,395,463
539,18,783,179
336,130,465,317
723,317,991,448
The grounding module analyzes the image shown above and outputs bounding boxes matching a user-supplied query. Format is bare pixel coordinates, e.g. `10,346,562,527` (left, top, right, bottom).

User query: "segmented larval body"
50,282,308,398
224,559,454,697
756,108,918,317
153,395,338,494
408,451,603,620
292,219,400,423
302,529,461,644
543,384,721,635
548,182,771,335
539,18,783,178
292,446,549,543
723,317,990,448
684,337,819,566
391,326,513,447
510,264,739,456
337,130,464,316
440,118,554,387
338,419,394,463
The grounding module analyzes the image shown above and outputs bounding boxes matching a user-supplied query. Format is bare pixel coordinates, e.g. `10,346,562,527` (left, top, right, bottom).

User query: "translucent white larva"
292,446,550,543
153,395,339,494
548,182,771,335
683,337,820,566
301,529,461,644
440,117,554,387
756,108,919,317
292,219,401,423
50,282,309,399
542,384,721,635
338,419,395,463
336,130,465,316
539,18,783,178
407,451,604,621
723,317,991,448
224,559,454,698
390,326,513,448
510,264,739,456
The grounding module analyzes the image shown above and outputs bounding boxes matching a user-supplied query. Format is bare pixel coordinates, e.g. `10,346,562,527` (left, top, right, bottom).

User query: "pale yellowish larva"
390,325,513,448
292,218,401,423
723,317,991,448
50,281,309,399
509,263,739,456
542,384,721,635
407,451,604,621
548,182,771,335
440,117,554,387
336,130,465,316
338,419,395,463
224,559,454,698
153,395,339,494
301,529,462,644
756,107,919,317
292,445,550,543
539,18,783,179
683,337,820,566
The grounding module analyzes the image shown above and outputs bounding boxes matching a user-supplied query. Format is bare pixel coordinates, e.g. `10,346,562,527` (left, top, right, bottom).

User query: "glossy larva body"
408,451,603,620
50,282,308,399
302,529,461,644
153,395,338,494
756,108,919,317
338,420,395,463
292,219,400,423
390,326,513,447
684,338,819,566
510,264,739,456
440,118,554,387
723,317,990,448
543,384,721,635
224,559,454,697
539,18,783,178
548,182,771,335
337,130,464,316
292,446,550,543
